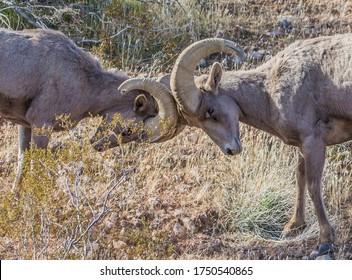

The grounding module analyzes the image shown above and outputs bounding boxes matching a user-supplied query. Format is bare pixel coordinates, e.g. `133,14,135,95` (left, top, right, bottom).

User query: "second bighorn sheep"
0,28,178,189
122,34,352,259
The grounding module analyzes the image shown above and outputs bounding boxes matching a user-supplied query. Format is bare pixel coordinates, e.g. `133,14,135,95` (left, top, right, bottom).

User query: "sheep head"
90,78,180,150
90,91,158,151
170,38,244,155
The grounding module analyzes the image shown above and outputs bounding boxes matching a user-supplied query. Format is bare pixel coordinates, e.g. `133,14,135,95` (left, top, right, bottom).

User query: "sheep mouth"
221,138,242,156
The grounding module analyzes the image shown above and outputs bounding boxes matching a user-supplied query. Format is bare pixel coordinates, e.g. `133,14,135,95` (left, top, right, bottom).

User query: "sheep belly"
325,118,352,145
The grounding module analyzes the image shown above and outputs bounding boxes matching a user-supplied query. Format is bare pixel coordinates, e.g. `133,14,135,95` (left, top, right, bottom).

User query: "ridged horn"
118,78,178,142
170,38,244,116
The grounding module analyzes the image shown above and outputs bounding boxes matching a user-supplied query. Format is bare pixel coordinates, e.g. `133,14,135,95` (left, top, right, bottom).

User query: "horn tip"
118,84,127,95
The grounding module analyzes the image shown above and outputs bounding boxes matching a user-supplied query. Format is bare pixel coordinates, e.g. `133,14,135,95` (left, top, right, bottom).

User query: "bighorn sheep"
122,34,352,259
0,28,178,189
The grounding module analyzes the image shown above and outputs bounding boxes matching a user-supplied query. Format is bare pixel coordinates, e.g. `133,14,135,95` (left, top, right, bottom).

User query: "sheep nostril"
122,128,132,137
226,148,233,155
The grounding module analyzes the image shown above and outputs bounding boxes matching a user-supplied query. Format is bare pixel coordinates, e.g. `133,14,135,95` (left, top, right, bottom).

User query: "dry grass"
0,117,351,259
0,0,351,259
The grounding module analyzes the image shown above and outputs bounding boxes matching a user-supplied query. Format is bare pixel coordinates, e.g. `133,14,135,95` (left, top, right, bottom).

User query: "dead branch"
1,0,47,28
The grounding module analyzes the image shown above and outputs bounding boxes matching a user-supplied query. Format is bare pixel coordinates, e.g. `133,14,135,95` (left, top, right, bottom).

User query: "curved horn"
118,78,178,142
170,38,244,116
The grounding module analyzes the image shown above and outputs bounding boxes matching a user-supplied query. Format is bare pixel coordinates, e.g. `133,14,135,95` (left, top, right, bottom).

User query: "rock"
113,240,127,250
309,243,334,259
182,217,195,233
210,238,223,251
173,223,187,239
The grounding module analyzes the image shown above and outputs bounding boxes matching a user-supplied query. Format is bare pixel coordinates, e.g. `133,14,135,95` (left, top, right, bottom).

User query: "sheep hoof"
316,255,333,260
310,243,334,260
281,222,306,238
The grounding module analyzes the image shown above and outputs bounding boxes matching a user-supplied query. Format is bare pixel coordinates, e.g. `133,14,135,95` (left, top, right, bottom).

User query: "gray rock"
173,223,187,239
182,217,195,233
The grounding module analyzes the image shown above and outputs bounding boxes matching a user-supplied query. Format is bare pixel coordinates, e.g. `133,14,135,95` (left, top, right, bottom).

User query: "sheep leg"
12,125,31,193
282,152,307,237
302,136,334,258
28,120,52,149
31,132,50,149
12,123,51,195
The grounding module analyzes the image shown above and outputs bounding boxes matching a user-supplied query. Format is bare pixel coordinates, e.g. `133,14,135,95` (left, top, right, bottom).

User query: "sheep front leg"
302,136,334,259
30,121,52,150
282,152,307,237
31,132,50,150
12,124,50,195
12,125,31,193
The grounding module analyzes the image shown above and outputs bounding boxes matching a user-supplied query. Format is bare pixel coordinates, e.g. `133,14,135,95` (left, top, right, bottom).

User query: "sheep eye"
207,106,214,116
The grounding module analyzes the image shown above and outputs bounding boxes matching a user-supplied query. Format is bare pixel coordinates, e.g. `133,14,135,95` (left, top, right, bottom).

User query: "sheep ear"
133,94,148,112
206,62,222,94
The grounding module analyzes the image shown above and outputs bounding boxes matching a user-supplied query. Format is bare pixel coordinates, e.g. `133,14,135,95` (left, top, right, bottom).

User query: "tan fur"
0,28,158,189
174,34,352,257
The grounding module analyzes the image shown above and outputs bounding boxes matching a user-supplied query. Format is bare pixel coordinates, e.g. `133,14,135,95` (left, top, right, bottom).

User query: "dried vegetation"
0,0,351,259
